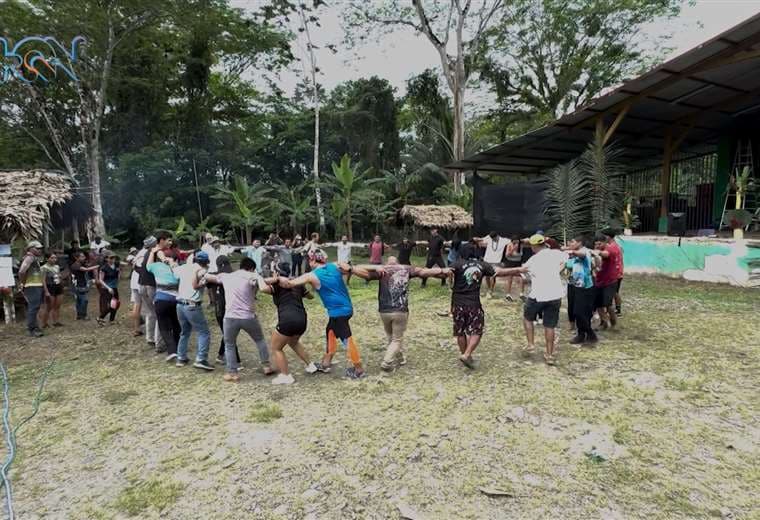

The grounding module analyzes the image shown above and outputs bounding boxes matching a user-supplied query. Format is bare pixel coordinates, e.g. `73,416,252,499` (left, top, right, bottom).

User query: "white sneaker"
272,373,295,385
304,362,318,374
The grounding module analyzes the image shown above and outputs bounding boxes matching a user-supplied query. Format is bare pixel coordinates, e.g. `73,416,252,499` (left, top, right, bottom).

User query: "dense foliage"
0,0,686,243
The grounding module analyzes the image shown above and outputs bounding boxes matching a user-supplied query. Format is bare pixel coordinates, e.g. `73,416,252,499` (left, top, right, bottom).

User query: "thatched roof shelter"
0,169,74,239
400,204,473,229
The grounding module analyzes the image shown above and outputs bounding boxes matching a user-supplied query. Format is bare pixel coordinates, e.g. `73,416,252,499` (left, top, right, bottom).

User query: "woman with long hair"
258,262,317,384
213,255,241,367
97,251,121,325
40,252,64,328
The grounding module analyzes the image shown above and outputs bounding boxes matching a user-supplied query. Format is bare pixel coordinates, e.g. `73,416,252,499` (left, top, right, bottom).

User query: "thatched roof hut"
400,204,473,229
0,169,75,239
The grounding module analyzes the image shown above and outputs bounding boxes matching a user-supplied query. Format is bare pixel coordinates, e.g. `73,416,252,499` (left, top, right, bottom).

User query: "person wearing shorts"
440,244,515,369
258,262,318,385
504,234,568,365
502,235,524,301
593,230,623,329
40,252,64,328
279,249,365,379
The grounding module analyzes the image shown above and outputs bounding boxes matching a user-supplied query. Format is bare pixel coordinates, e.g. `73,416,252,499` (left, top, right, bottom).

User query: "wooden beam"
603,104,630,145
660,129,674,223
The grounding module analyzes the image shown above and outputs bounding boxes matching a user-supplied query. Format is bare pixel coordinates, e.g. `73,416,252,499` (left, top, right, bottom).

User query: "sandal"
543,352,556,365
459,355,475,369
522,344,536,353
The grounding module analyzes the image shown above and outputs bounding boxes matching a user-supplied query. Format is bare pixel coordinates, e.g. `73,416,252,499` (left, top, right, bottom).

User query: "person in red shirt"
593,231,622,329
604,229,625,316
366,235,388,265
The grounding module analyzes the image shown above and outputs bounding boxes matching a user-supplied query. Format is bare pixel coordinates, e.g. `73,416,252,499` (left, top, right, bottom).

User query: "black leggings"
572,287,596,340
421,255,446,286
291,254,303,277
99,287,119,321
216,312,240,362
155,299,180,355
567,285,576,323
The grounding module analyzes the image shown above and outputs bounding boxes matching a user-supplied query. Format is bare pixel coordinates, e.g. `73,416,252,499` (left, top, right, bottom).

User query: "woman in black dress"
258,262,317,385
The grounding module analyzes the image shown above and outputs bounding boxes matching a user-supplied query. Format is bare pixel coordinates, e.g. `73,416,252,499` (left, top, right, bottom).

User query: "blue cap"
195,251,210,263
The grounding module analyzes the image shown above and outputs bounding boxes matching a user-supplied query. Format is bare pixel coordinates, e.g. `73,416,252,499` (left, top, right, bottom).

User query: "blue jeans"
75,286,89,319
24,287,44,332
177,302,210,362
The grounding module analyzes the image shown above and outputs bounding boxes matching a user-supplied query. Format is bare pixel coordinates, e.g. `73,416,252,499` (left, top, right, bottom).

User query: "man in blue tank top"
279,249,365,379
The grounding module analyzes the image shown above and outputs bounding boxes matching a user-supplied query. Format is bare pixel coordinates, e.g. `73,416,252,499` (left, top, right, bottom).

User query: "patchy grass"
102,389,138,405
0,274,758,519
114,478,183,516
246,402,283,423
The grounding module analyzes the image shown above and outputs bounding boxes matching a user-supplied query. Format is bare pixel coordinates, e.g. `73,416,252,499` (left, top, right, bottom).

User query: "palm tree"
274,181,314,236
581,126,625,232
213,175,271,244
545,159,590,244
330,154,380,240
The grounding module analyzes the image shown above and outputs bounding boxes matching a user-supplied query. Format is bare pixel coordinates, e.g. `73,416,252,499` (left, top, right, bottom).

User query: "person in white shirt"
475,231,510,298
517,234,568,364
89,236,110,255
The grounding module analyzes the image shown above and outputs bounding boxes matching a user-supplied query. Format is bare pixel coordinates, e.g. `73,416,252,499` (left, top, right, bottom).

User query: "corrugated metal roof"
450,13,760,174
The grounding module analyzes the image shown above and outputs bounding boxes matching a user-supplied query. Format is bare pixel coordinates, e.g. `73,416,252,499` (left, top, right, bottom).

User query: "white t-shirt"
483,236,509,264
337,243,352,263
129,249,146,291
176,262,207,302
524,248,569,302
201,243,218,273
90,239,110,254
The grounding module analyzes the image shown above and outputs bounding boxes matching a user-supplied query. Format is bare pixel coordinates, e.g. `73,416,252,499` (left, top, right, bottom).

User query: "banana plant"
330,154,379,240
213,176,271,244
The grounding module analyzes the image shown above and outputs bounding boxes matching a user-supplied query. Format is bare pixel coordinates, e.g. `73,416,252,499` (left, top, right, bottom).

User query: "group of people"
4,225,623,381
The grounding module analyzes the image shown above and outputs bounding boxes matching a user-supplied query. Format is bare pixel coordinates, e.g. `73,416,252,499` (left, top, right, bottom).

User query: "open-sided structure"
450,13,760,234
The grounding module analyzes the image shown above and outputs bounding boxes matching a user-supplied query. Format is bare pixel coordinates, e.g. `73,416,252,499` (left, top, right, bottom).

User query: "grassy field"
0,269,758,519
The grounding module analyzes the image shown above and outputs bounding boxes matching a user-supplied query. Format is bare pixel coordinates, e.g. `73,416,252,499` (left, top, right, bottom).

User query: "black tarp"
473,175,548,237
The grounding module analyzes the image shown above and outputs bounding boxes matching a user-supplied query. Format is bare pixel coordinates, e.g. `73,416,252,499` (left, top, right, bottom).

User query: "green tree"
477,0,684,124
344,0,505,182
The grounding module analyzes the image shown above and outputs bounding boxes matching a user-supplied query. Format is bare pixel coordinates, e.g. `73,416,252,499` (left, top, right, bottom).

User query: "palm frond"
545,159,591,244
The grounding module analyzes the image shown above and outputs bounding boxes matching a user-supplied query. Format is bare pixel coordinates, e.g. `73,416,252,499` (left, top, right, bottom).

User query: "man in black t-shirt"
421,228,446,287
393,238,417,266
440,244,518,368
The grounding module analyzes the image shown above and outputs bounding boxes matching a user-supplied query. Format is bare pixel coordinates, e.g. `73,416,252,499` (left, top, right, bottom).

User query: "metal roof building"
451,13,760,234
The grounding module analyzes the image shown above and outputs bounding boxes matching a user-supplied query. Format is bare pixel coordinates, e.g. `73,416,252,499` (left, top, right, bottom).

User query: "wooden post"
659,129,673,233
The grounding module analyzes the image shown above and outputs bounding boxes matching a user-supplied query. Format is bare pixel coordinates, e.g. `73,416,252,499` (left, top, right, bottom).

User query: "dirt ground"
0,272,758,519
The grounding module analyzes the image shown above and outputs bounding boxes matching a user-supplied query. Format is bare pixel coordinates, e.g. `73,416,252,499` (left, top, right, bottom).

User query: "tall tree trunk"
299,6,326,233
451,80,466,192
88,140,106,237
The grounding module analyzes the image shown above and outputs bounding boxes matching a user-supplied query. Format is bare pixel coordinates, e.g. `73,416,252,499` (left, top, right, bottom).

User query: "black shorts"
46,284,63,296
615,278,622,293
326,314,352,344
524,298,561,328
452,306,485,337
596,284,617,308
503,259,522,268
276,310,307,337
277,318,307,337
